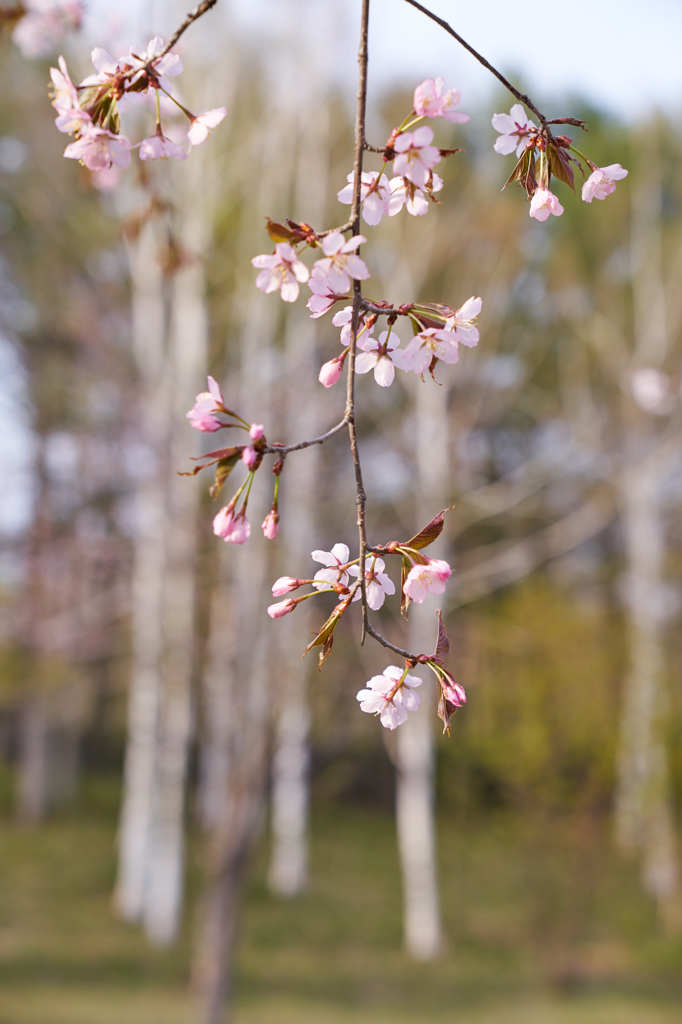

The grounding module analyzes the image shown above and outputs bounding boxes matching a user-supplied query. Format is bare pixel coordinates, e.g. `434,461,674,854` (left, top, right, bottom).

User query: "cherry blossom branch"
365,622,426,663
265,416,348,455
160,0,219,58
345,0,371,644
400,0,548,125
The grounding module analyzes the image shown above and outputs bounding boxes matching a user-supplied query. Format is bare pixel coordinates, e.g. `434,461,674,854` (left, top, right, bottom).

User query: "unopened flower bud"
267,597,297,619
242,446,260,469
262,509,280,540
249,422,265,440
272,576,302,597
319,355,344,388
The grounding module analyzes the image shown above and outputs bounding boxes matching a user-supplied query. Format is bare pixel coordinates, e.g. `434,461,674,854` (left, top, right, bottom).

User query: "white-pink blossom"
63,125,131,171
444,296,482,348
581,163,628,203
529,188,564,222
252,242,309,303
50,55,91,134
388,172,443,217
337,171,392,226
403,558,452,603
355,330,410,388
186,376,224,431
491,103,537,157
312,232,369,294
307,266,347,318
271,576,303,597
311,543,351,592
356,665,422,730
12,2,83,59
139,132,187,161
413,77,469,123
213,507,250,544
261,509,279,540
267,598,296,619
401,327,459,375
348,556,395,611
392,126,441,188
332,306,373,348
188,107,227,147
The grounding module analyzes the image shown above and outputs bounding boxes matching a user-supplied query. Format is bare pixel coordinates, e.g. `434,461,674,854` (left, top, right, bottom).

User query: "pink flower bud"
242,446,259,469
262,509,280,540
267,598,297,619
318,355,344,388
443,681,466,707
249,423,265,440
272,576,302,596
213,507,250,544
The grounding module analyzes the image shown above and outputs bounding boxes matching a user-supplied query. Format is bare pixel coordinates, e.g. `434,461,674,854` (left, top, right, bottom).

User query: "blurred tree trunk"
614,130,679,924
143,155,209,944
114,212,170,922
267,54,331,898
395,373,445,959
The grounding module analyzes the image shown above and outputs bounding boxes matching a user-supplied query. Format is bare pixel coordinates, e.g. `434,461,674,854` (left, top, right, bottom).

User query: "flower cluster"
185,378,279,543
249,79,479,390
491,103,627,221
10,1,83,59
50,38,226,179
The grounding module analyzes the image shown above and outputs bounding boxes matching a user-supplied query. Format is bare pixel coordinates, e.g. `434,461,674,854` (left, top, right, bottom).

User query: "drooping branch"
345,0,371,643
266,416,348,455
400,0,548,125
161,0,220,57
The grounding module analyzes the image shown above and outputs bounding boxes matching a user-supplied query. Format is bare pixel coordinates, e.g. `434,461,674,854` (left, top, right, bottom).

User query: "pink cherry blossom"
356,665,422,730
355,330,410,388
403,558,452,603
252,242,309,303
348,556,396,611
332,306,374,347
242,446,259,469
188,107,227,147
388,172,443,217
491,103,537,157
213,506,250,544
581,163,628,203
139,132,188,161
337,171,392,226
129,36,184,83
392,127,441,188
261,509,279,540
63,125,131,171
186,376,224,431
311,543,351,592
307,266,347,317
529,188,564,222
12,2,83,59
50,56,91,134
413,77,469,123
267,598,296,619
444,296,482,348
271,576,303,597
318,354,345,388
402,327,459,375
249,423,265,440
443,680,466,707
312,232,369,293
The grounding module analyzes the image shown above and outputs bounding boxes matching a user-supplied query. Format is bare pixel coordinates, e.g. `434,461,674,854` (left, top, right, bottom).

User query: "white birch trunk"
395,372,446,959
114,216,169,921
143,154,210,944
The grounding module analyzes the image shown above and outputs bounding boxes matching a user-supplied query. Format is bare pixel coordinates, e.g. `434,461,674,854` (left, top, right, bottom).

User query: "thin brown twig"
266,416,348,455
346,0,371,645
400,0,548,125
160,0,219,57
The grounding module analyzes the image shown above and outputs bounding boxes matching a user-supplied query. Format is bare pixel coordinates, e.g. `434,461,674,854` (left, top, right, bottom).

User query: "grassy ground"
1,777,681,1023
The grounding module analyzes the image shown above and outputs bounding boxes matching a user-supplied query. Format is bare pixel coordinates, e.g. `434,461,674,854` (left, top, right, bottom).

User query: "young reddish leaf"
503,147,537,198
210,453,242,498
548,143,575,190
403,506,452,551
433,610,450,660
266,218,297,242
437,690,457,735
